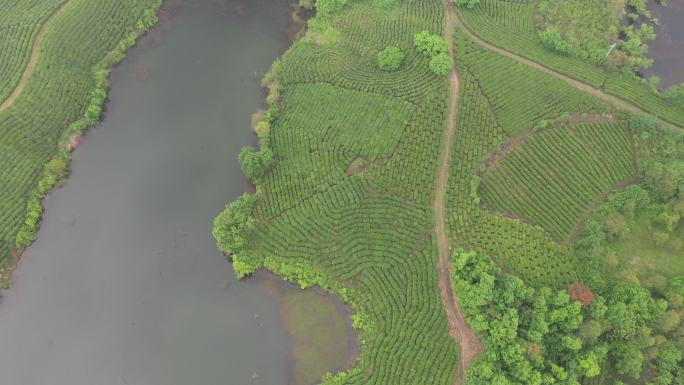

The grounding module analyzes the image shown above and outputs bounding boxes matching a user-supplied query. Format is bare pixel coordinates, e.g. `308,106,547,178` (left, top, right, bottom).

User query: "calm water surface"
0,1,348,384
642,0,684,88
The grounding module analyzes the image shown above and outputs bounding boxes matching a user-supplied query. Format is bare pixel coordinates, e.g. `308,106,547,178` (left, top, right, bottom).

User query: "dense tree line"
453,248,684,385
568,115,684,384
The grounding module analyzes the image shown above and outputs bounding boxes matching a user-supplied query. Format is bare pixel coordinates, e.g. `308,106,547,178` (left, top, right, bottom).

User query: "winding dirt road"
435,3,483,385
0,1,69,114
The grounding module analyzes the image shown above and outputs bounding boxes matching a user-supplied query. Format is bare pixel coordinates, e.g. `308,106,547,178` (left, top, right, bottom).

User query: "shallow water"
0,1,351,384
641,0,684,89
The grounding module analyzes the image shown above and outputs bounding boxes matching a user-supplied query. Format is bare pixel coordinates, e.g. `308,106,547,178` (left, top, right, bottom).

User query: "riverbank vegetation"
0,0,161,285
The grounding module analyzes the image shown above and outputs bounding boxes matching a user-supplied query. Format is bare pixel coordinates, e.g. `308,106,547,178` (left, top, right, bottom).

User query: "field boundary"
0,1,70,113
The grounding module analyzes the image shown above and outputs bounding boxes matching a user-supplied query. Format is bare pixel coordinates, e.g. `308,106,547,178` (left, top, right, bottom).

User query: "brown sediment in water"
134,63,149,81
258,271,359,385
288,4,309,42
0,247,24,289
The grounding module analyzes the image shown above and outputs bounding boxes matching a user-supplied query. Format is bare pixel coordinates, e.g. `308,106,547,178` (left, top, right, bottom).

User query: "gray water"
0,1,322,384
642,0,684,89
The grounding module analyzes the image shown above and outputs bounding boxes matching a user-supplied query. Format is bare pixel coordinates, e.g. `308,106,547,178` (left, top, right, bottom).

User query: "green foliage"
377,46,405,71
538,30,575,56
299,0,314,10
239,146,273,184
613,343,644,379
212,194,257,256
650,343,682,385
429,53,453,75
454,249,684,385
663,84,684,106
454,0,481,9
414,30,448,57
479,121,635,240
254,120,271,139
453,249,601,385
537,0,657,70
537,0,621,64
315,0,349,19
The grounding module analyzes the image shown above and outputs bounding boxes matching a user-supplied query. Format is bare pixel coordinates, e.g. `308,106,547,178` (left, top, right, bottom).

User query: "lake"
641,0,684,89
0,1,353,384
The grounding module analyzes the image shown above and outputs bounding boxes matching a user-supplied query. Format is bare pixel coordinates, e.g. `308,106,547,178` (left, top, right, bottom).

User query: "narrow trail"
450,8,682,133
436,3,483,385
0,1,69,114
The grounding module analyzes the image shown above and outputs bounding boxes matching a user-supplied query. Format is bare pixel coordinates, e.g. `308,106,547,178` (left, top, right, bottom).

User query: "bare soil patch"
346,156,370,176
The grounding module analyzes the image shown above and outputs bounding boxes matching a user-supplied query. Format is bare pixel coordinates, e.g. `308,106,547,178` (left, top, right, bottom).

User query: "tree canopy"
377,46,405,71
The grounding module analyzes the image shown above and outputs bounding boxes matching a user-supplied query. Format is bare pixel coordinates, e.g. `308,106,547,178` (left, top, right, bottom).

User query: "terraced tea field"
0,0,65,105
0,0,160,272
479,121,636,240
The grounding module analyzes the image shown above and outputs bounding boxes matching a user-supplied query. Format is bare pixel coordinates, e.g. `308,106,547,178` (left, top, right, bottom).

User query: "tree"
579,351,602,377
614,343,644,379
429,53,453,76
663,84,684,106
603,213,628,240
454,0,480,8
651,343,682,385
254,120,270,139
658,310,682,333
212,194,257,255
413,30,448,57
538,30,574,55
569,282,595,306
315,0,348,19
239,146,273,183
579,320,603,345
605,284,664,341
641,160,682,202
377,46,405,71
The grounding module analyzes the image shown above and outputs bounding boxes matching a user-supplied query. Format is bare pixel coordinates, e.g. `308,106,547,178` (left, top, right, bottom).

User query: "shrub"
377,46,405,71
538,30,574,55
315,0,348,19
663,84,684,106
429,53,453,75
239,146,273,183
454,0,480,9
254,120,271,139
413,30,448,57
212,194,257,255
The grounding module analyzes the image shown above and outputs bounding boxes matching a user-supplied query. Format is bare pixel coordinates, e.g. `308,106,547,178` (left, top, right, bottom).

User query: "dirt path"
0,1,69,114
436,3,483,385
450,9,683,133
